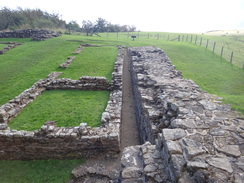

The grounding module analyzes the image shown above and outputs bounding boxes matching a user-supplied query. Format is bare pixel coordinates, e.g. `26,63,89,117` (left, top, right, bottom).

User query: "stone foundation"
0,42,22,55
120,46,244,182
0,46,124,160
0,29,61,41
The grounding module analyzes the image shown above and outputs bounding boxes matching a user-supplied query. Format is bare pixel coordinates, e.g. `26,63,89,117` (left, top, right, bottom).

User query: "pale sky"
1,0,244,33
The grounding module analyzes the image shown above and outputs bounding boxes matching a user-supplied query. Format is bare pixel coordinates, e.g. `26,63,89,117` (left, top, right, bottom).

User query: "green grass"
9,90,110,131
0,44,7,50
0,159,84,183
59,46,118,81
0,37,80,106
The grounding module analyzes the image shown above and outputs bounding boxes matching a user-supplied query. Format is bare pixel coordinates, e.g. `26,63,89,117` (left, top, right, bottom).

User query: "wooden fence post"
178,35,180,41
206,39,209,48
200,37,202,46
213,42,216,52
230,52,233,63
191,35,193,42
195,36,197,44
186,35,188,42
220,46,224,58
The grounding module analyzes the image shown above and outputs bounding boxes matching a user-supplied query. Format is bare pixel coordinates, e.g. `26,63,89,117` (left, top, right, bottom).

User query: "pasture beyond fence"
101,32,244,69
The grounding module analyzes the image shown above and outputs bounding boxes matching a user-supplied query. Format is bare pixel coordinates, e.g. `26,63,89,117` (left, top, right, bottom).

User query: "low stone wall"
0,29,61,40
0,42,22,55
0,46,124,160
124,46,244,182
59,56,76,68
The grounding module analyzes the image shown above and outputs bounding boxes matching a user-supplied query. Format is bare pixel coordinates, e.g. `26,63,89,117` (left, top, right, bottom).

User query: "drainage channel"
70,47,140,183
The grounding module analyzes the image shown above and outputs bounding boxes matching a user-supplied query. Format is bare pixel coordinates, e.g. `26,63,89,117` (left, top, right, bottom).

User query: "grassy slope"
0,159,84,183
0,37,80,106
9,90,110,131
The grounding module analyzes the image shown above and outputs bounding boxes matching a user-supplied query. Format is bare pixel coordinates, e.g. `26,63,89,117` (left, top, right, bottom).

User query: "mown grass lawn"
59,46,118,81
0,159,84,183
9,90,110,131
0,37,80,106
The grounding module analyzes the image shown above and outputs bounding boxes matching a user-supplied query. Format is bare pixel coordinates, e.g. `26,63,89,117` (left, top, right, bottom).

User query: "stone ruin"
0,46,124,160
0,44,243,182
119,47,244,182
0,29,61,41
0,42,22,55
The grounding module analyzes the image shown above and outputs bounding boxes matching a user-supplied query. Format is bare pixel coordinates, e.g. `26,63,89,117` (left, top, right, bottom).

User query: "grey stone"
122,167,143,179
144,164,157,173
217,145,241,157
165,140,182,154
184,146,205,160
199,100,217,110
170,154,186,179
162,128,187,141
187,161,209,170
171,119,197,129
206,156,233,173
121,146,143,168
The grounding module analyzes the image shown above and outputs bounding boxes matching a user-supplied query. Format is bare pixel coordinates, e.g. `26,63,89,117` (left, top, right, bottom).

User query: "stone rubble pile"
0,46,124,160
0,42,22,55
119,46,244,182
0,29,61,41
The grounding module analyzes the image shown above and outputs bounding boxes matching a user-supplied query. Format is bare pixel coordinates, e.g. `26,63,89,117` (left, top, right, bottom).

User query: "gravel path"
71,48,140,183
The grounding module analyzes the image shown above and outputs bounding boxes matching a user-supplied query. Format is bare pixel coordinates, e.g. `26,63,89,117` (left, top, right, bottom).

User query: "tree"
95,18,108,32
66,21,80,34
82,20,94,36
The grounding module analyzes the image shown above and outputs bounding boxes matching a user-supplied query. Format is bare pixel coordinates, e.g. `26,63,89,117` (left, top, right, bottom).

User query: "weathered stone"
165,140,182,154
171,118,197,129
144,164,157,173
199,100,217,110
187,161,209,170
162,128,187,141
217,145,241,157
206,156,233,173
184,146,205,160
122,167,143,179
170,154,186,179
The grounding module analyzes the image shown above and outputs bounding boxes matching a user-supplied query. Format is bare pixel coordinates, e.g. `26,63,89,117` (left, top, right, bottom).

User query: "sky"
1,0,244,33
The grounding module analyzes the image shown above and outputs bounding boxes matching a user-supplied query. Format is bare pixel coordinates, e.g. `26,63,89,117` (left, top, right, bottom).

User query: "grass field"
9,90,110,131
59,46,118,81
0,43,7,50
0,159,84,183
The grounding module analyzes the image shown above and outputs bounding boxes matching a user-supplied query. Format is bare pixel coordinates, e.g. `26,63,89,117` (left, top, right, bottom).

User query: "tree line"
0,7,137,35
0,7,66,30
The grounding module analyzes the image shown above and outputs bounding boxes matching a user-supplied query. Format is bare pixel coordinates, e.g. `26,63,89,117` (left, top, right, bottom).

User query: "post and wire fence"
101,32,244,69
